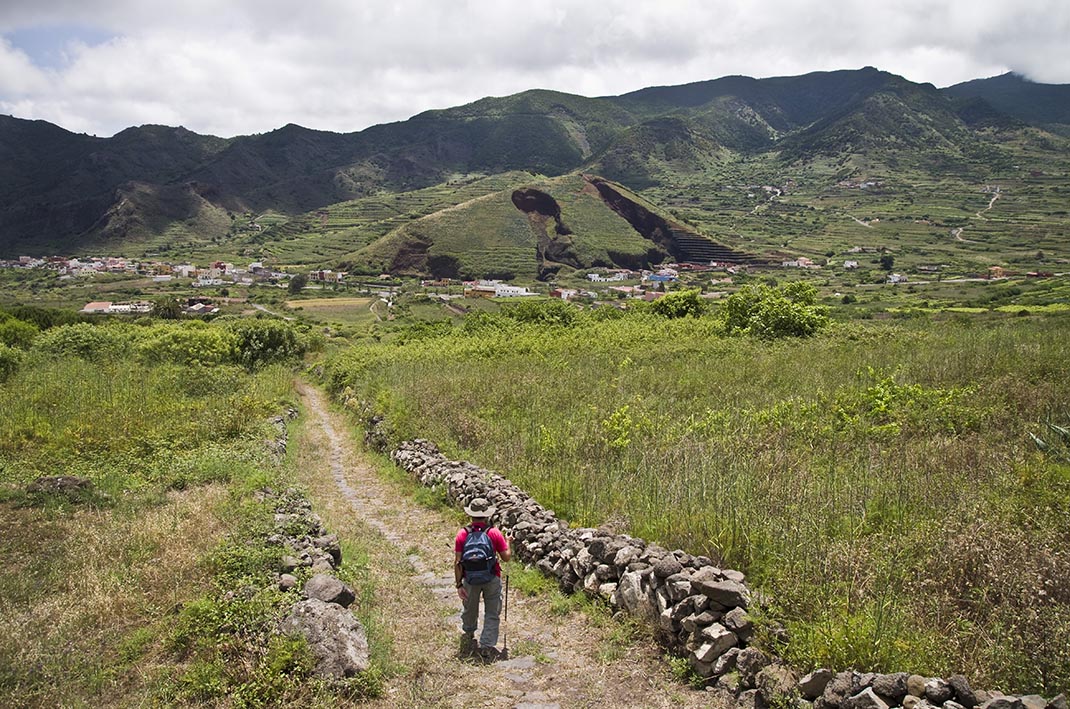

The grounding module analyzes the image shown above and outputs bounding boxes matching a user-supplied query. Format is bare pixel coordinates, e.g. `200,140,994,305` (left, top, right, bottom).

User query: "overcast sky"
1,0,1068,138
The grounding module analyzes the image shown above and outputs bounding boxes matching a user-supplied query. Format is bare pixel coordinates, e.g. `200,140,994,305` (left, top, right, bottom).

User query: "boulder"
303,574,356,608
312,534,342,565
949,675,978,709
1021,697,1047,709
799,669,835,700
653,556,684,578
736,647,770,688
278,574,298,591
658,608,676,632
724,607,754,638
845,688,889,709
613,545,640,568
690,569,750,609
278,598,369,678
739,688,770,709
27,475,92,495
926,679,953,705
872,673,909,702
713,647,741,677
617,571,645,614
757,664,800,704
907,676,928,698
692,624,737,662
1049,695,1067,709
980,698,1024,709
820,672,858,709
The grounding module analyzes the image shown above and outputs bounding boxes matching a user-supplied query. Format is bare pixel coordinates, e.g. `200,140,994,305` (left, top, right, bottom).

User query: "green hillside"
351,173,668,279
3,67,1069,280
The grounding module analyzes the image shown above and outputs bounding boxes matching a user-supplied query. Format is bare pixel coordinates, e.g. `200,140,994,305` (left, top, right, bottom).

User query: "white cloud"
1,0,1067,137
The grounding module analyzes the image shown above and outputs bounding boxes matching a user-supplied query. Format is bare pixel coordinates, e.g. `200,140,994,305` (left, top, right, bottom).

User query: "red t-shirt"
455,523,508,578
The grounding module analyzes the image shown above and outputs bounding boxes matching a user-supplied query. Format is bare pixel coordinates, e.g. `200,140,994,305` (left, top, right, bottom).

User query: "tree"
153,297,183,320
288,273,308,295
879,254,895,271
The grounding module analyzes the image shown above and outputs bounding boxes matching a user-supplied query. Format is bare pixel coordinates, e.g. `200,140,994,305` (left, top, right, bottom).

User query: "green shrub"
503,298,578,327
0,342,20,382
226,320,305,368
31,322,131,360
136,323,237,366
722,282,829,338
650,288,706,318
0,317,39,348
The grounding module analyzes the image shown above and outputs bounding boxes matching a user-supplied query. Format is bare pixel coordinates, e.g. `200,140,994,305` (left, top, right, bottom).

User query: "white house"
494,283,536,298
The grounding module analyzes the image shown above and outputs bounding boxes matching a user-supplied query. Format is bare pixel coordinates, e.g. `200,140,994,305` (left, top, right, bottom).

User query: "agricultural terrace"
324,296,1070,694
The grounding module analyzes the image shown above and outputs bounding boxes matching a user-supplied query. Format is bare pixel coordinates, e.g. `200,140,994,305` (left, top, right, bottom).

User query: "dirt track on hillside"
295,381,724,709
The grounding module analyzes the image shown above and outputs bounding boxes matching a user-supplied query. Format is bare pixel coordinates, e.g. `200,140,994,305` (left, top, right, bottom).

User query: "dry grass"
0,486,229,707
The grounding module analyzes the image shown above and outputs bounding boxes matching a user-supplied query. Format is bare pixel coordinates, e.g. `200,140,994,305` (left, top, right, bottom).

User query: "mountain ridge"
2,67,1068,273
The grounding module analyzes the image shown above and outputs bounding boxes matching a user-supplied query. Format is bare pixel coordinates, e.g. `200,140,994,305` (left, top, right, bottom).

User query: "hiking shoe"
477,645,499,661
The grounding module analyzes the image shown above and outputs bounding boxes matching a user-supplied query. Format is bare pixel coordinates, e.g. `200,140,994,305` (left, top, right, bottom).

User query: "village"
3,250,1052,320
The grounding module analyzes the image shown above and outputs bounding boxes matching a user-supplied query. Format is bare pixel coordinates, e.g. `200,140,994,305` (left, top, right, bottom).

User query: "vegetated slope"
944,73,1070,131
349,172,757,279
0,118,230,253
3,67,1069,265
255,171,540,267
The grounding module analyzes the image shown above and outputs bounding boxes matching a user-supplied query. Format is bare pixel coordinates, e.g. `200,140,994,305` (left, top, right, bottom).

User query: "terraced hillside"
346,173,760,279
246,172,537,266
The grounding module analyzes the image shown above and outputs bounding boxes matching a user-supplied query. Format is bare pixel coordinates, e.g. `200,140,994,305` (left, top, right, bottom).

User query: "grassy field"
324,305,1070,694
0,318,390,706
285,296,378,326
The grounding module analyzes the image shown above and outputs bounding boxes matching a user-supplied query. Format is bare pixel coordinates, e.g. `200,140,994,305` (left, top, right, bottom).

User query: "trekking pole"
502,573,510,659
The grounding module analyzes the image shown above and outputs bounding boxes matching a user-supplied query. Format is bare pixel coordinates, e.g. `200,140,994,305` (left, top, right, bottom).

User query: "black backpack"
460,525,497,585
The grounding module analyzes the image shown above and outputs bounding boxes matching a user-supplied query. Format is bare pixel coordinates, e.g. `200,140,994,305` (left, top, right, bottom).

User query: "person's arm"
454,536,468,600
493,528,513,562
500,537,513,563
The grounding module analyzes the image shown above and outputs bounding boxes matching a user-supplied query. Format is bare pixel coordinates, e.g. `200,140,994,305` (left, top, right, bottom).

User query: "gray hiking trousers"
461,575,502,648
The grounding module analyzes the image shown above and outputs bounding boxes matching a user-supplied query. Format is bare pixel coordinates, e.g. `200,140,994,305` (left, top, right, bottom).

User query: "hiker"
455,497,512,657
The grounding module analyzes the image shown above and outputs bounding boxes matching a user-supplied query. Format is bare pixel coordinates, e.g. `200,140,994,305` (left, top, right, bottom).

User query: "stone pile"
254,486,369,679
259,487,344,582
265,407,299,460
389,438,1067,709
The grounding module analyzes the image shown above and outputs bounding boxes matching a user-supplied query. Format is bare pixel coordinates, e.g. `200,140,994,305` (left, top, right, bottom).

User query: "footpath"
295,381,722,709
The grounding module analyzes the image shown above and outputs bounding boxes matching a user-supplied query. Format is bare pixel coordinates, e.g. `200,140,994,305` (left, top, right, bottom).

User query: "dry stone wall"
388,437,1067,709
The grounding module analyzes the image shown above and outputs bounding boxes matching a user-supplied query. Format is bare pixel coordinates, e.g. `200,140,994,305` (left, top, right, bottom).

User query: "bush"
32,322,131,360
722,282,829,339
226,320,305,369
650,288,706,318
0,343,21,382
0,317,39,349
503,299,578,327
136,323,237,366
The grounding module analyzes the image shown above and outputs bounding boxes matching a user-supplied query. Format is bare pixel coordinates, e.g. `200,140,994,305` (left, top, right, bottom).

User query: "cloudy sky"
1,0,1068,138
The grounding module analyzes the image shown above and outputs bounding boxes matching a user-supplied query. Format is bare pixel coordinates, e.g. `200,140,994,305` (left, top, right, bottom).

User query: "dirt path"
251,303,295,320
976,188,1001,220
294,382,722,709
